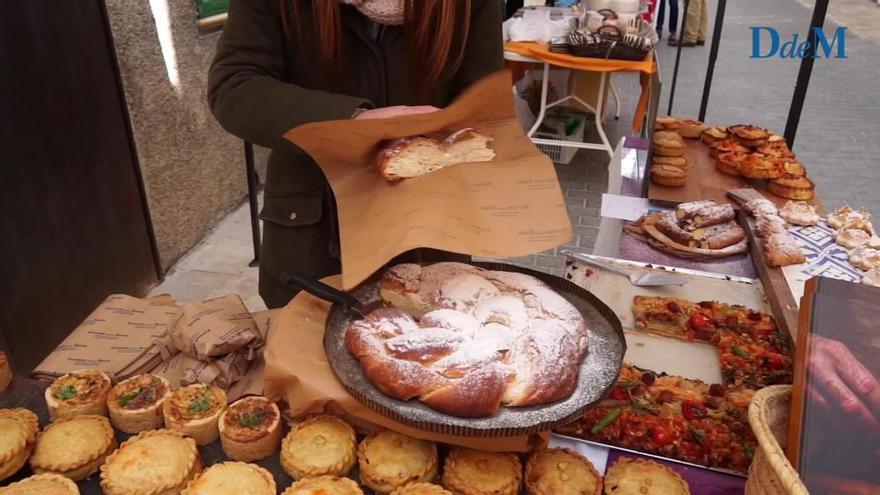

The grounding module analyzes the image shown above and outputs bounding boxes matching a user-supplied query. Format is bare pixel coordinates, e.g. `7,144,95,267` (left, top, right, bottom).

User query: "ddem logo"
750,27,847,59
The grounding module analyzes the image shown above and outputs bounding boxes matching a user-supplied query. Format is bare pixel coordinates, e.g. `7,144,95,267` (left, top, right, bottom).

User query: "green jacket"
208,0,503,308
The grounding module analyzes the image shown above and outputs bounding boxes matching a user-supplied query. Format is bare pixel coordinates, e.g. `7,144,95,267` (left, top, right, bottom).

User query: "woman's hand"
354,105,440,120
809,335,880,435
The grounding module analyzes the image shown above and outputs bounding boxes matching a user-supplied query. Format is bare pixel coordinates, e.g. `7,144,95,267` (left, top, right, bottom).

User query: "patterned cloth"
342,0,404,25
782,220,866,303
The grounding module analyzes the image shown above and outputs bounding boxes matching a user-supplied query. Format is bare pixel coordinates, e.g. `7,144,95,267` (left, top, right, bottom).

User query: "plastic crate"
535,109,587,165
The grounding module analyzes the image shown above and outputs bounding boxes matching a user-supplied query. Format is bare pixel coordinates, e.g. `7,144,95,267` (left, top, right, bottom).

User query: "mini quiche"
358,430,438,494
441,448,522,495
603,458,690,495
283,475,364,495
0,351,11,392
218,395,281,462
100,429,203,495
30,414,117,481
524,448,601,495
107,374,172,433
0,473,81,494
45,370,112,421
281,414,356,480
181,462,275,495
163,383,227,445
0,408,39,482
391,483,453,495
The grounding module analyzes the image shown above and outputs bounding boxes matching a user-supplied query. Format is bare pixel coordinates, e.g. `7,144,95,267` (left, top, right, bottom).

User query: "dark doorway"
0,0,160,372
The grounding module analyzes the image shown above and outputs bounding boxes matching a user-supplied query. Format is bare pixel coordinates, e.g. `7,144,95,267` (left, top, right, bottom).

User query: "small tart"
358,430,438,494
603,458,690,495
701,126,727,145
756,143,795,160
219,395,281,462
391,483,453,495
836,228,872,250
768,175,815,200
283,475,364,495
708,139,749,159
729,124,769,148
677,120,704,139
45,370,111,421
740,153,784,180
715,151,748,176
654,116,680,131
108,374,172,434
182,462,275,495
100,429,203,495
441,448,522,495
849,247,880,271
862,266,880,287
780,160,806,177
0,352,11,393
779,201,819,226
0,410,37,482
650,165,687,187
525,448,601,495
163,383,227,445
281,414,356,480
30,415,116,481
0,473,81,494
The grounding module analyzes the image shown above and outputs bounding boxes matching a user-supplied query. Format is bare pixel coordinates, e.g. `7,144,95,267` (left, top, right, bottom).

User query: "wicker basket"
746,385,810,495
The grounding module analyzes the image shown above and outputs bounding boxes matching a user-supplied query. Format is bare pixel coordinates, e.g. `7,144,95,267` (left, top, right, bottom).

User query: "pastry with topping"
849,247,880,271
219,395,281,462
441,447,522,495
524,447,601,495
29,415,117,481
729,124,769,148
281,414,356,480
182,461,276,495
836,229,872,250
764,233,806,267
715,151,748,176
107,374,172,433
701,126,727,146
778,201,820,226
677,119,704,139
45,370,111,421
654,115,680,132
862,266,880,287
827,205,856,229
100,429,202,495
739,153,783,180
768,175,815,200
358,430,438,494
163,383,227,445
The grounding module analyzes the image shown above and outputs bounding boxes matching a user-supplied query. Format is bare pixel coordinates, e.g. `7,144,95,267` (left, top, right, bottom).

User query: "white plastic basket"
535,109,587,165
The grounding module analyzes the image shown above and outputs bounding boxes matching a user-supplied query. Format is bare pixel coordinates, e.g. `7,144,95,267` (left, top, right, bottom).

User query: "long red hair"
281,0,471,98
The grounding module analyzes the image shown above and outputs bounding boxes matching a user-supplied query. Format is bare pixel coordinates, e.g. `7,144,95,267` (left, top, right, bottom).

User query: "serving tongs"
283,272,367,318
563,252,688,287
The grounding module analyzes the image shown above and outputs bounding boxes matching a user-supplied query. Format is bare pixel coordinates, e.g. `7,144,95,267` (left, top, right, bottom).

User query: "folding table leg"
594,72,614,159
527,62,551,137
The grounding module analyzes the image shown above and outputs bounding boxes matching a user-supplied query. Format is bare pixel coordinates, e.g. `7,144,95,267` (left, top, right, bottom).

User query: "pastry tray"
323,262,627,437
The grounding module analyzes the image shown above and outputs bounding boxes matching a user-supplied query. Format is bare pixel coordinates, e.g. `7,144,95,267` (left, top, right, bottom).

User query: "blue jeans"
657,0,679,34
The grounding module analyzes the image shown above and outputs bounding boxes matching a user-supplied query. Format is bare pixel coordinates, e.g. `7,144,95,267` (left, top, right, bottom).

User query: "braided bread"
345,263,589,417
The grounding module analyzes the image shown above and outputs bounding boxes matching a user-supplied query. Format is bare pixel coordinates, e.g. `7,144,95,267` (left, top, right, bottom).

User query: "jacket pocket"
259,191,324,228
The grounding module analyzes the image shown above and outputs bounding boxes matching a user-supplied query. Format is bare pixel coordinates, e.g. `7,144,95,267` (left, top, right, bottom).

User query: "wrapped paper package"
172,294,263,360
284,70,572,289
264,276,549,453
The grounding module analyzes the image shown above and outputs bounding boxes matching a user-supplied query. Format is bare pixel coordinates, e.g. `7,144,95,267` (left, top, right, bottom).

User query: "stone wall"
105,0,245,272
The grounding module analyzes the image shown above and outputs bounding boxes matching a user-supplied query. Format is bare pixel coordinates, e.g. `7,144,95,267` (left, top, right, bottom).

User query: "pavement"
151,0,880,309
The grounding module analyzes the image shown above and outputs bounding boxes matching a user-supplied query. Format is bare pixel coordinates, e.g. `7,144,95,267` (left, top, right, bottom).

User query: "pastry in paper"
173,294,262,360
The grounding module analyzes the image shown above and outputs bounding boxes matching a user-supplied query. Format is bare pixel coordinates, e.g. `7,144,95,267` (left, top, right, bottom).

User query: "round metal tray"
324,262,626,437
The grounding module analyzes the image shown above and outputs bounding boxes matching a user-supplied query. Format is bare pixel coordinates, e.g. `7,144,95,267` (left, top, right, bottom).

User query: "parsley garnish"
238,409,267,429
117,388,141,407
689,428,706,445
58,384,77,401
188,395,213,414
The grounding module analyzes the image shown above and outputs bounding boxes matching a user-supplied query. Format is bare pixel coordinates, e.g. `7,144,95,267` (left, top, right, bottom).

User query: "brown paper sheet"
284,71,572,289
33,294,183,381
264,275,549,453
172,294,262,360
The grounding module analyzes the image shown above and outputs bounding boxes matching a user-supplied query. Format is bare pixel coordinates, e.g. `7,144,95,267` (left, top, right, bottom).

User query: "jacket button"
289,212,297,220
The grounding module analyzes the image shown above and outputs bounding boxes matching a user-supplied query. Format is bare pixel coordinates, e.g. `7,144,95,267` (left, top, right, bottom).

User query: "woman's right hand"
353,105,440,120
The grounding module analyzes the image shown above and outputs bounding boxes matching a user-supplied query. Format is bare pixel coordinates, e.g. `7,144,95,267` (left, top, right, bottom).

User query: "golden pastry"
862,266,880,287
45,369,111,421
729,124,769,148
652,156,688,170
441,447,522,495
358,430,438,494
0,409,39,482
708,139,749,159
107,374,172,434
603,458,690,495
524,448,601,495
219,395,282,462
29,414,116,481
654,116,680,132
283,475,364,495
652,131,686,157
827,205,856,229
715,151,748,176
163,383,227,445
840,214,875,236
677,119,704,139
280,414,356,480
0,473,81,494
778,201,819,226
739,153,783,179
768,175,815,200
849,247,880,271
0,352,11,393
756,142,795,160
391,483,453,495
836,228,871,250
650,164,687,187
100,429,203,495
780,160,806,177
181,462,275,495
700,126,727,146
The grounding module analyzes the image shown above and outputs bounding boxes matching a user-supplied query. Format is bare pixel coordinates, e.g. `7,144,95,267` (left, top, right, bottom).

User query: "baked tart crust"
0,410,37,482
108,374,172,434
391,483,453,495
603,458,690,495
441,447,522,495
162,383,227,446
100,429,202,495
524,448,601,495
282,475,364,495
281,414,356,480
219,396,281,462
358,430,438,494
45,370,111,421
29,414,117,481
181,461,275,495
768,175,815,200
0,473,81,494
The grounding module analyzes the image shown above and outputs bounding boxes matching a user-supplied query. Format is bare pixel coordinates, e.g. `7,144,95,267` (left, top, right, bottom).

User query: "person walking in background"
672,0,708,46
655,0,679,42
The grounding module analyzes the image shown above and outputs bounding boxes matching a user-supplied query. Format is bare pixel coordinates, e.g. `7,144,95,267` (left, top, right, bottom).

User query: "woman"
208,0,503,308
655,0,678,42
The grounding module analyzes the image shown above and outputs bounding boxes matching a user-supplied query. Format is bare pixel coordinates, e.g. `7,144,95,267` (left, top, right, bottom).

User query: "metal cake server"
565,252,689,287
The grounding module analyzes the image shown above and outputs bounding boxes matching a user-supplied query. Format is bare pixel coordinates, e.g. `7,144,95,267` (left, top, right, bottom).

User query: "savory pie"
107,374,172,433
281,414,356,480
739,154,783,180
441,447,522,495
677,120,704,139
603,458,690,495
163,383,227,445
0,352,10,393
181,461,275,495
780,160,806,177
100,429,203,495
715,151,748,176
283,475,364,495
29,414,117,481
729,124,769,148
358,430,438,494
700,126,727,146
0,409,39,482
524,448,601,495
391,483,453,495
768,175,815,200
219,395,281,462
708,139,748,159
0,473,81,494
45,369,111,421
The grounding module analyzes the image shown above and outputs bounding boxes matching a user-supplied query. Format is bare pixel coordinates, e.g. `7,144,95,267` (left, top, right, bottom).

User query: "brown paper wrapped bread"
377,129,494,181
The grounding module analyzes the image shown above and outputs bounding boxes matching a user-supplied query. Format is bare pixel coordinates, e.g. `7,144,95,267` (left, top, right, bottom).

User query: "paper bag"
155,349,252,390
172,294,262,360
284,71,572,289
264,276,549,452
